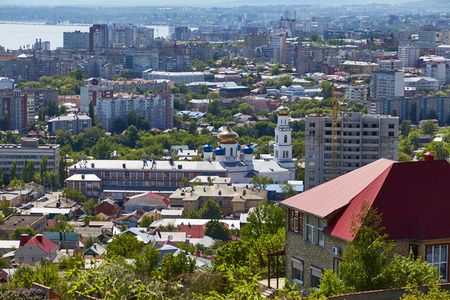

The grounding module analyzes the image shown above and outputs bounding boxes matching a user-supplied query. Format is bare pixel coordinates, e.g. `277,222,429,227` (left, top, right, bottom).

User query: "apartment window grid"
306,214,314,243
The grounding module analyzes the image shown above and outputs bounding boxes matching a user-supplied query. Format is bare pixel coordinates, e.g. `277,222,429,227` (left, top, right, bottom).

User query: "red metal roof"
282,158,395,219
282,159,450,241
21,234,57,254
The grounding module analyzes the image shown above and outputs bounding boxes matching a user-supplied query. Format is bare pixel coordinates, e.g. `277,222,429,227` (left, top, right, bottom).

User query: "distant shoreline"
0,21,91,26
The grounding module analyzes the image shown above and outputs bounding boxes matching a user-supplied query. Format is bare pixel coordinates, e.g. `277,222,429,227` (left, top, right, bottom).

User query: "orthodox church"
202,104,296,184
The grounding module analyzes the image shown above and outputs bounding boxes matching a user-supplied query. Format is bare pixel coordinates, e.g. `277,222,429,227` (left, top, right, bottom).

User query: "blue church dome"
243,145,254,154
237,143,242,151
203,143,214,153
214,146,225,156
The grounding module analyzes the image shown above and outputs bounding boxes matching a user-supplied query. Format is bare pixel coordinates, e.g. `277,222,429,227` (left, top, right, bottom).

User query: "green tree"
83,235,100,249
281,182,296,199
139,215,153,227
39,156,48,185
270,65,281,75
310,33,319,42
92,138,114,159
9,160,17,180
160,252,196,280
319,81,333,99
83,198,97,216
238,103,254,115
205,220,229,241
279,75,294,87
12,227,37,240
106,234,145,258
88,100,95,126
135,246,160,277
199,199,223,219
206,99,222,117
62,187,87,203
401,120,412,138
339,201,394,292
421,120,437,137
251,175,274,189
188,121,198,135
240,201,285,240
21,159,29,183
58,156,67,187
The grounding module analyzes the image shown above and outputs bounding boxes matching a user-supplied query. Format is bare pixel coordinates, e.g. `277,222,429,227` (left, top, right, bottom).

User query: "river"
0,23,171,51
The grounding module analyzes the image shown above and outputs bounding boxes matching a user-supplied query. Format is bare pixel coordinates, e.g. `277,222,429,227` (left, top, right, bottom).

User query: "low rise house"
169,185,267,216
42,232,80,250
96,198,120,217
124,192,170,212
15,234,58,265
0,215,46,240
281,158,450,295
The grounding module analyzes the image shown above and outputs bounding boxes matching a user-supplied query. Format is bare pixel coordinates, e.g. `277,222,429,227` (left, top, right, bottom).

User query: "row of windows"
102,180,179,187
103,171,186,180
288,210,325,247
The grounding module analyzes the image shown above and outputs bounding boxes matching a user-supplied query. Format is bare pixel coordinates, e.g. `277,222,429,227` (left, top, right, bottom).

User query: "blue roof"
243,145,254,154
176,111,206,119
203,143,214,152
214,146,225,156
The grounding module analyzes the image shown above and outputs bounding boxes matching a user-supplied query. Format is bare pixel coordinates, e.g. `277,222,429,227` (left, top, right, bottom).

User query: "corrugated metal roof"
281,159,395,218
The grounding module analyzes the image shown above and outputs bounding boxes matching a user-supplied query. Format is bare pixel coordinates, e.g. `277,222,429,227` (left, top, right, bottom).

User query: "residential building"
169,185,267,217
244,34,268,59
15,234,57,265
219,86,250,98
89,24,109,52
80,79,114,113
63,31,89,50
125,49,159,71
96,198,120,217
158,44,192,72
345,85,368,103
0,138,60,179
304,112,398,190
96,91,174,132
420,57,450,86
398,44,420,68
142,70,204,84
42,232,80,250
174,26,190,41
0,57,79,82
269,33,286,64
0,77,14,90
404,77,440,92
377,59,403,71
0,89,27,132
21,87,59,114
281,158,450,295
280,10,296,38
369,95,450,125
370,70,405,100
47,114,92,135
0,215,46,239
124,192,170,212
102,79,173,93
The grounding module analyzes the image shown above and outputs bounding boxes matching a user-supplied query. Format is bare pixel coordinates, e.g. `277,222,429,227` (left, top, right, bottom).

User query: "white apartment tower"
274,104,295,169
370,70,404,100
304,112,398,190
398,44,420,68
269,33,286,64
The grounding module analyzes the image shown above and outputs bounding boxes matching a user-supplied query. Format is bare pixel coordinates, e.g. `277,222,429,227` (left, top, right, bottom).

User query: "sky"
6,0,413,7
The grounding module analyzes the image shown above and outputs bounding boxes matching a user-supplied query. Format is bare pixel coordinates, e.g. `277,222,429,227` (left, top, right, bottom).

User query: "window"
306,215,314,243
389,132,394,137
292,258,303,284
284,135,287,143
389,123,395,129
410,244,419,260
333,258,342,274
288,209,303,233
311,266,323,289
310,122,316,128
318,218,326,247
427,245,448,281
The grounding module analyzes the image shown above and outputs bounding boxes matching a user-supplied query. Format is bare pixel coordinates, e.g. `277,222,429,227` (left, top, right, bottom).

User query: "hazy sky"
6,0,413,7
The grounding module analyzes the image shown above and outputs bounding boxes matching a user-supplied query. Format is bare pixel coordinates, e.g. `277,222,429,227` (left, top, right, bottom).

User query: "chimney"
19,234,29,247
424,152,434,161
36,234,43,243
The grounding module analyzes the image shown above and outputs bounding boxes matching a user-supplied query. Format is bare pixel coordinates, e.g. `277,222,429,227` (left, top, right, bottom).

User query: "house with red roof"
281,157,450,295
14,234,58,265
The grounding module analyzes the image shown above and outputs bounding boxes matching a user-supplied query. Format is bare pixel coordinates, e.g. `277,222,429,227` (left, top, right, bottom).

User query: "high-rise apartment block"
21,87,59,114
370,70,405,100
269,33,286,64
420,57,450,86
89,24,109,52
304,112,398,190
0,89,28,133
244,34,267,59
80,79,114,113
96,92,174,132
63,31,89,50
398,44,420,68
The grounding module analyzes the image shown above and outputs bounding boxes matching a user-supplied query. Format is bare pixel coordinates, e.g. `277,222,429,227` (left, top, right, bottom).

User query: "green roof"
42,232,79,242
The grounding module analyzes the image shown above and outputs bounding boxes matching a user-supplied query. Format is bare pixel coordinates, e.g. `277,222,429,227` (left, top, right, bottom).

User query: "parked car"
38,196,49,202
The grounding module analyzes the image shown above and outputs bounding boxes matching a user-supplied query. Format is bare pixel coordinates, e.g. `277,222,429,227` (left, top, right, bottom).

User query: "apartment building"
398,44,420,68
21,87,59,114
420,56,450,86
304,112,398,190
47,114,92,134
96,91,174,132
0,89,27,133
0,138,60,179
63,31,89,50
269,33,286,64
370,70,405,100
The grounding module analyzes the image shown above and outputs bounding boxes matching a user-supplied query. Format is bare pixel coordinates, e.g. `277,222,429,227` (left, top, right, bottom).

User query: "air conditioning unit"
332,246,340,255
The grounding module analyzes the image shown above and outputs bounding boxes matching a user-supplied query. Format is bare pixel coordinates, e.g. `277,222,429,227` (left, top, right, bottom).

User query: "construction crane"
330,63,373,180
